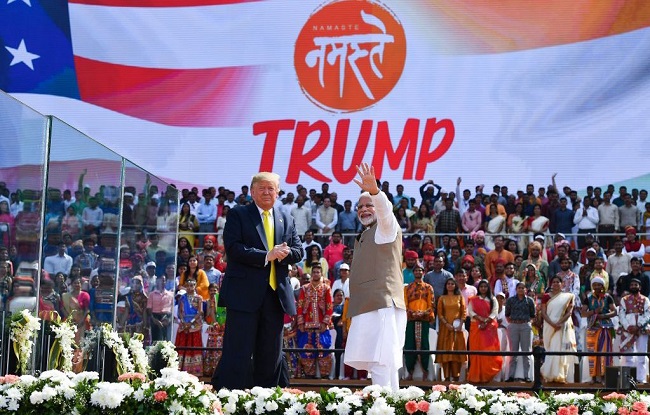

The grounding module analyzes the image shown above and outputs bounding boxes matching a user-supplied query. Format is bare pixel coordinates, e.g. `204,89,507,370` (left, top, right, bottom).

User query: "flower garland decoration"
127,334,149,376
78,328,99,371
100,324,135,375
148,341,179,370
48,320,77,372
9,309,41,374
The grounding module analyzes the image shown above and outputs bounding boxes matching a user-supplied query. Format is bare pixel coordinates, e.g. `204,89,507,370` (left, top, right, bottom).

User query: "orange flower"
153,390,168,402
417,401,430,413
405,401,418,414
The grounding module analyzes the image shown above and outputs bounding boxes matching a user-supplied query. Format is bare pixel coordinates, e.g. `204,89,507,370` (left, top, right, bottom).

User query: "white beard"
359,215,375,227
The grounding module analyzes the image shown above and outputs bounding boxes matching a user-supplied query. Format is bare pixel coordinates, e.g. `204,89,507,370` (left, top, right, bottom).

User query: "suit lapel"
248,203,268,250
273,207,284,246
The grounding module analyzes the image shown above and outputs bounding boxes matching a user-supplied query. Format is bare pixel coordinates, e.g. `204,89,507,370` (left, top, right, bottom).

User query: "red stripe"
68,0,262,7
74,56,260,127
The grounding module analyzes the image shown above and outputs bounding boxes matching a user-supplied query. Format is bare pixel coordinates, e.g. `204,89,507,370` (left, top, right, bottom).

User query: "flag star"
7,0,31,6
5,39,40,70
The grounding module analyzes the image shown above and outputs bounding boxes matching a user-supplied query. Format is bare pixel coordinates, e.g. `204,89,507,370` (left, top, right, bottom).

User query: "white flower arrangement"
101,324,135,374
9,309,41,373
160,341,180,369
49,320,77,372
127,336,149,376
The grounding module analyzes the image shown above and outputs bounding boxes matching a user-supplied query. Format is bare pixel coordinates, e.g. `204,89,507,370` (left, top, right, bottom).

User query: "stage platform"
199,377,650,393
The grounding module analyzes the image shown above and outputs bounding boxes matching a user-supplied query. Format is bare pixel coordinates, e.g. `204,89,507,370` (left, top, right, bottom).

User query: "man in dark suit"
212,172,303,390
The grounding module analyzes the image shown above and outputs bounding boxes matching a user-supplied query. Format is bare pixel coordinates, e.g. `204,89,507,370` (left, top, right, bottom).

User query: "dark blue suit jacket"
219,203,302,315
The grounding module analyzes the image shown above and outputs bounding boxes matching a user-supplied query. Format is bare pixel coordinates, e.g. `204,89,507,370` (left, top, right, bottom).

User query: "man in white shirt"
291,196,311,237
331,263,350,298
43,243,73,275
494,262,519,298
606,239,632,288
573,196,599,249
81,197,104,235
301,230,322,261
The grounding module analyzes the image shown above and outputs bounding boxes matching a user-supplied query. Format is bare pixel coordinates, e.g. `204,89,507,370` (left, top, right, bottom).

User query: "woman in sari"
540,275,577,383
467,280,503,383
484,204,505,251
62,275,90,372
581,276,616,384
435,277,467,382
176,278,204,376
507,203,528,253
203,282,227,377
395,207,412,234
524,204,550,246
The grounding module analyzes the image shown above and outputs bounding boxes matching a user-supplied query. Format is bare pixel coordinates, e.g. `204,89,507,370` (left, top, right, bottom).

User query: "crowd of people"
1,175,650,385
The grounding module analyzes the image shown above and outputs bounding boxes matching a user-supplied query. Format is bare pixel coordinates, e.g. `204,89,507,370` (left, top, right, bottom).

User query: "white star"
7,0,32,6
5,39,40,70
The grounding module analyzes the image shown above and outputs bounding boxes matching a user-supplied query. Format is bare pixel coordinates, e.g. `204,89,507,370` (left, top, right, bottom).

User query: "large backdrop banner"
2,0,650,199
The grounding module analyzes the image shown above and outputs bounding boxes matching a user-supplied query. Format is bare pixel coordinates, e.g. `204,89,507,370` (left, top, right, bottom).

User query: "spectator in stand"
176,278,204,377
419,179,442,208
606,239,631,289
303,244,328,279
332,245,352,280
617,257,650,298
484,235,515,282
81,197,103,236
623,226,645,258
337,200,360,246
179,255,209,300
403,260,434,380
215,205,229,246
618,278,650,385
178,203,199,248
540,275,577,383
395,206,412,234
291,195,312,238
612,186,628,207
331,263,350,298
402,249,419,285
196,192,216,248
316,197,338,239
393,184,411,210
424,256,454,308
436,199,461,239
573,196,599,249
323,232,345,282
581,276,616,385
0,262,12,312
203,282,227,377
467,279,502,383
435,277,467,382
597,191,619,250
619,193,641,231
504,282,535,383
553,197,575,247
523,204,549,243
462,199,482,235
301,230,322,261
642,202,650,240
203,254,222,285
43,243,73,275
484,203,505,250
494,262,519,299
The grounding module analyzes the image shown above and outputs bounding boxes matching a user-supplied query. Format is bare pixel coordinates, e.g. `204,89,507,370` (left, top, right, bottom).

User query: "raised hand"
353,162,380,195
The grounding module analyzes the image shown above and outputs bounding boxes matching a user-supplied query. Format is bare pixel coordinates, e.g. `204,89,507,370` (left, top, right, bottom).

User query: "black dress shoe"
524,378,532,382
505,377,514,382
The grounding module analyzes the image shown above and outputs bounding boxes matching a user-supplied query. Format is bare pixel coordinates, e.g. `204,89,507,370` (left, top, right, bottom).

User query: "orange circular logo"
294,0,406,112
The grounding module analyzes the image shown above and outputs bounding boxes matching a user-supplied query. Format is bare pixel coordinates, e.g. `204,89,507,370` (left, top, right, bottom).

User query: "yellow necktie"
263,210,277,290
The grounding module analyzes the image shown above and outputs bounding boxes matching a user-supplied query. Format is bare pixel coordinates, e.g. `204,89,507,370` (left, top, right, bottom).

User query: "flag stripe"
74,56,261,127
69,0,262,6
69,1,295,69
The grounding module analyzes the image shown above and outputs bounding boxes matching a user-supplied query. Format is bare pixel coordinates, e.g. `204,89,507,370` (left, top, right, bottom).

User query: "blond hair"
251,172,280,190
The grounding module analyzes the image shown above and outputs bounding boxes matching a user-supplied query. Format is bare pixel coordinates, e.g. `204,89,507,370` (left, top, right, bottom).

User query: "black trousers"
212,285,285,390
